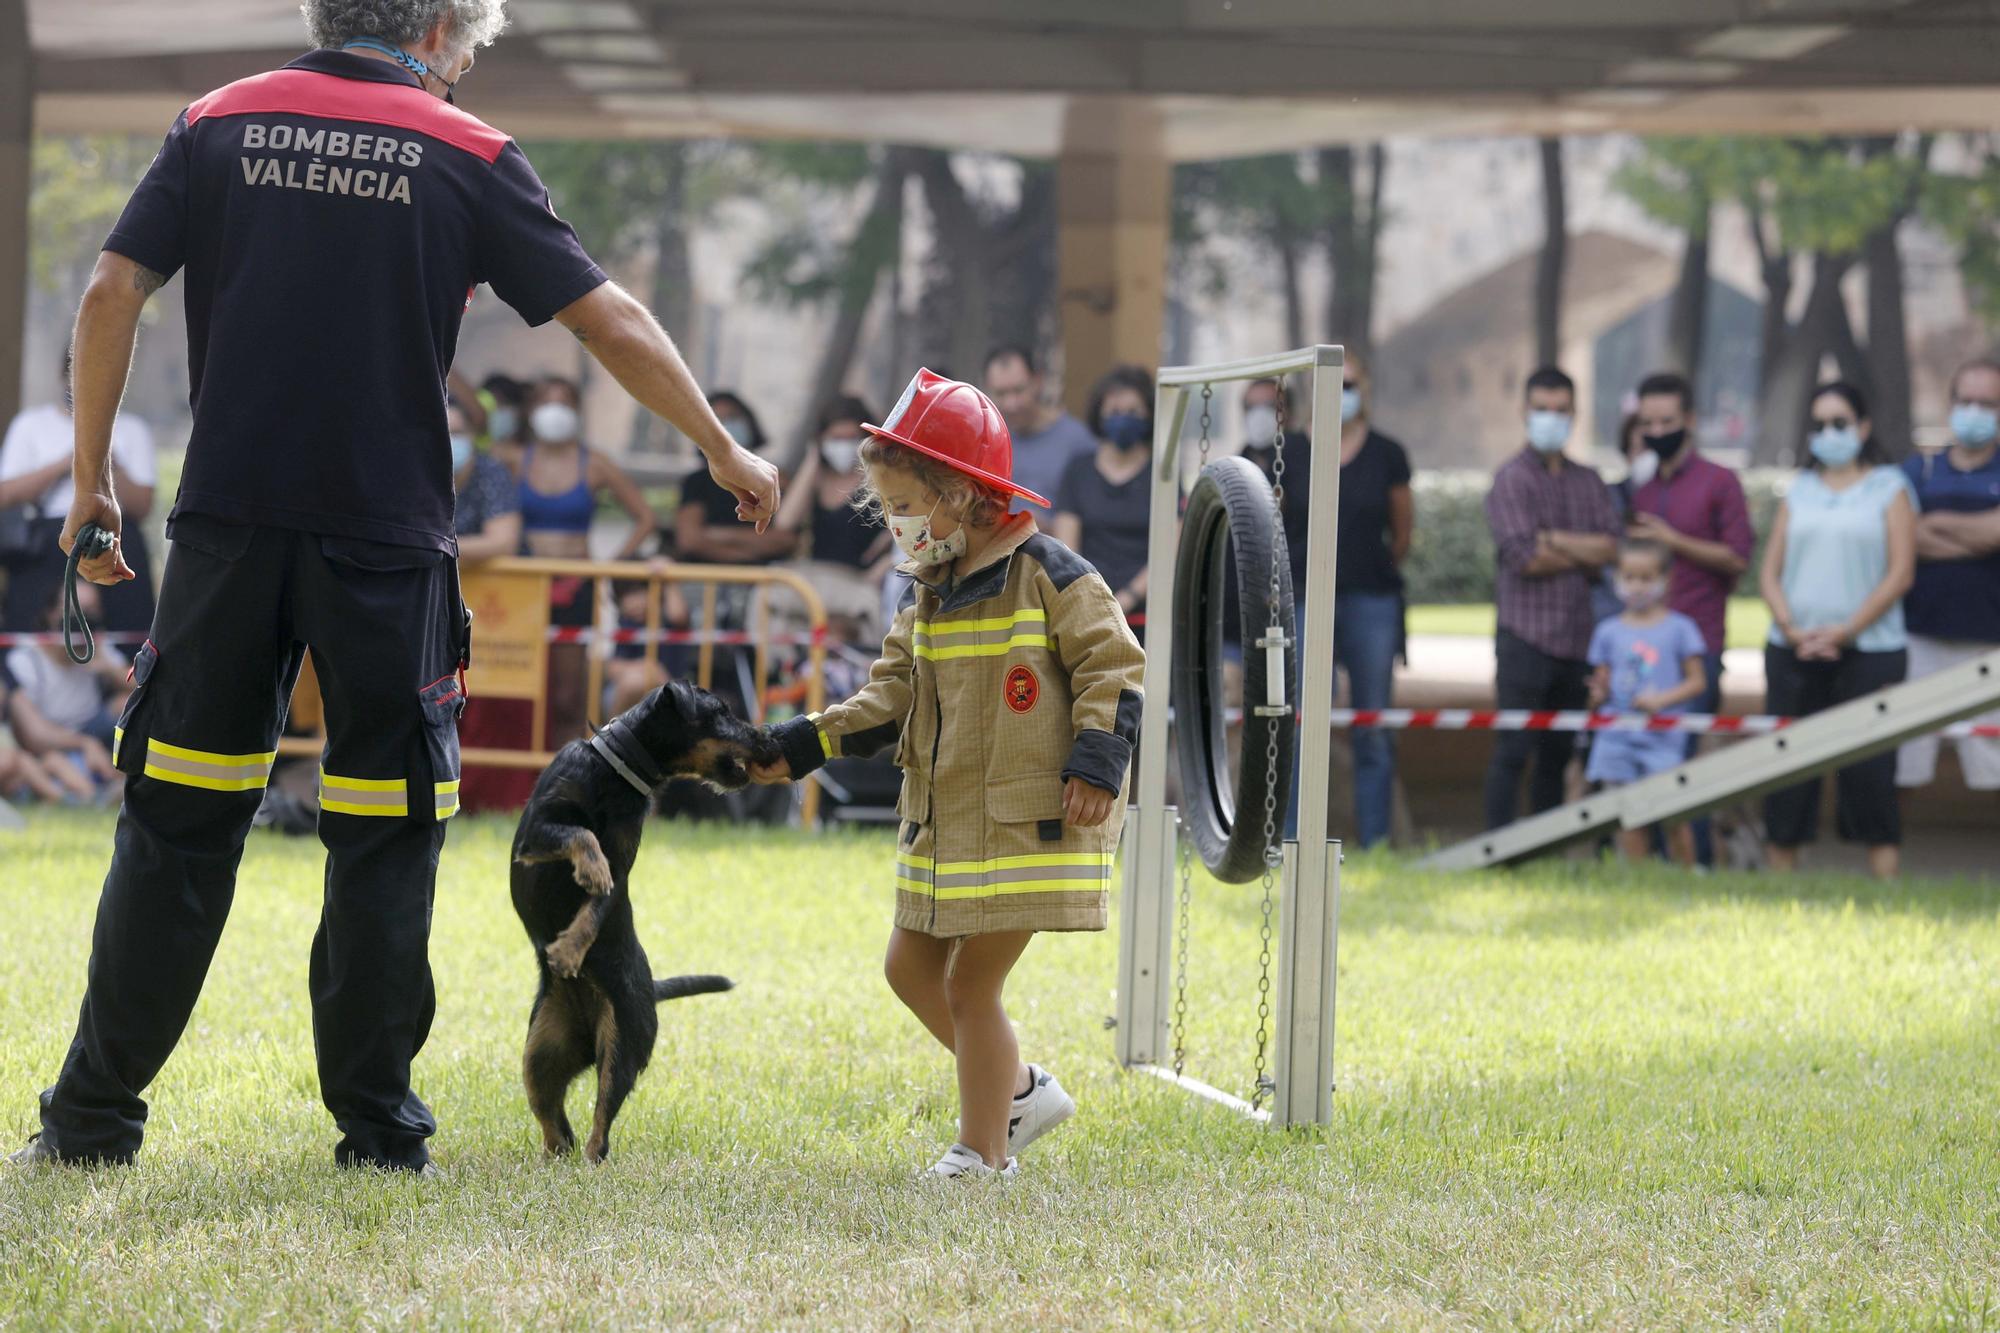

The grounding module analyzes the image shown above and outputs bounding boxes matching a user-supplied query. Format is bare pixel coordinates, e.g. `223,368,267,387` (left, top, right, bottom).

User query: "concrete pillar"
1055,97,1169,418
0,0,28,427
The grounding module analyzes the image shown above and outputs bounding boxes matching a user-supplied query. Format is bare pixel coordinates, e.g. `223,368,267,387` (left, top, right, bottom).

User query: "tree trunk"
1755,253,1853,465
632,147,690,455
1664,196,1710,383
1320,143,1386,359
800,148,911,451
1275,210,1305,351
914,149,992,385
1859,133,1928,461
1534,137,1566,368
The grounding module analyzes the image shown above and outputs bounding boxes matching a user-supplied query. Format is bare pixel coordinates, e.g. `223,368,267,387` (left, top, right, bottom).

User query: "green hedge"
1402,468,1792,605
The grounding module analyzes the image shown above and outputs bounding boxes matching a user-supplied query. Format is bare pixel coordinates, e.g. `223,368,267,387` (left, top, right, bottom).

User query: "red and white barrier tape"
545,625,828,647
1303,706,2000,741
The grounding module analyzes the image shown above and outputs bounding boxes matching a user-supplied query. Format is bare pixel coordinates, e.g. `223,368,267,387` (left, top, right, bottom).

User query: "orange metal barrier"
276,556,828,827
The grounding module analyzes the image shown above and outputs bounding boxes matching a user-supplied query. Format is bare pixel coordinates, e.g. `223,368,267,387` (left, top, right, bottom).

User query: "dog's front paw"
545,936,588,978
570,836,614,896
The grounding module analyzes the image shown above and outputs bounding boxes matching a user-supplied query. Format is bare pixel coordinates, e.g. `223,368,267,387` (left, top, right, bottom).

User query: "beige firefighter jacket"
772,515,1146,936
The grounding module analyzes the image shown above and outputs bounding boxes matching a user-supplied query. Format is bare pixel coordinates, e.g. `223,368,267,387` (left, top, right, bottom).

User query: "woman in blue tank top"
508,375,659,743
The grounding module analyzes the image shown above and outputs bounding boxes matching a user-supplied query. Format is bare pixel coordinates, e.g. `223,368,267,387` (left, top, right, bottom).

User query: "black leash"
63,523,116,665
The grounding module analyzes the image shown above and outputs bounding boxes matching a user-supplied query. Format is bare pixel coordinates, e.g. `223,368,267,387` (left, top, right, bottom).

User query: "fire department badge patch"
1004,665,1039,714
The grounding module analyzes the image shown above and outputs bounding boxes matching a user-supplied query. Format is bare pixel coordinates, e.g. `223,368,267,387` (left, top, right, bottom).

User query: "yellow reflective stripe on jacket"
912,608,1049,661
137,734,278,793
435,779,460,820
319,768,409,817
895,850,1114,899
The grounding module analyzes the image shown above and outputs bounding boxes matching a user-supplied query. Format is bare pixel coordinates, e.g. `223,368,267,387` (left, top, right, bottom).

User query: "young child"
1586,538,1707,864
754,368,1145,1179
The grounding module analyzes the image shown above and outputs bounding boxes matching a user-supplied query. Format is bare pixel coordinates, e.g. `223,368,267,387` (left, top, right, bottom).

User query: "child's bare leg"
1767,846,1800,873
1666,822,1696,866
884,926,956,1051
945,930,1034,1167
41,751,96,801
1614,827,1650,862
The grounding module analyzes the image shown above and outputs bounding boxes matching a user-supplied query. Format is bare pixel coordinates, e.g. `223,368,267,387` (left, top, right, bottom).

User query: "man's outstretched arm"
61,250,158,585
554,282,780,531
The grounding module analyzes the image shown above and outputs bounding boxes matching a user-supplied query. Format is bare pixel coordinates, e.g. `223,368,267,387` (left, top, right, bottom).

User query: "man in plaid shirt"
1482,366,1621,829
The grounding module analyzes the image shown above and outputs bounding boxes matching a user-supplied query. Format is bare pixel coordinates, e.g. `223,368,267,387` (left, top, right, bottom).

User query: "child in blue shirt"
1587,539,1707,864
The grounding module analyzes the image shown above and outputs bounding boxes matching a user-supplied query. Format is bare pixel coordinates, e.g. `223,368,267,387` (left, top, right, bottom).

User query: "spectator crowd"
4,334,1996,878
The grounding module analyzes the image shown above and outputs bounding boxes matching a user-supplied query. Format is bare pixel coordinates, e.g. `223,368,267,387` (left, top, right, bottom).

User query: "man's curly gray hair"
302,0,508,51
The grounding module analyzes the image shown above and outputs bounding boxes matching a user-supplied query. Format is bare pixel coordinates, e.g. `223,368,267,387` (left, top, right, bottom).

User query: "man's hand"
1627,511,1681,550
749,759,793,786
1063,776,1116,828
709,446,781,533
59,491,135,587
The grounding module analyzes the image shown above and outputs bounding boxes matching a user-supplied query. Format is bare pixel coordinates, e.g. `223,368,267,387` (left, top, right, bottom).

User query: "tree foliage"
29,136,158,293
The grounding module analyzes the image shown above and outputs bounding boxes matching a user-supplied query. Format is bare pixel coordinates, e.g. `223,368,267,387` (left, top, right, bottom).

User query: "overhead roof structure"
8,0,2000,425
28,0,2000,154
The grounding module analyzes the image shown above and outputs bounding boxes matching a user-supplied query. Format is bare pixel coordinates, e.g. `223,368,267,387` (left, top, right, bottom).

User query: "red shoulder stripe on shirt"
187,69,509,164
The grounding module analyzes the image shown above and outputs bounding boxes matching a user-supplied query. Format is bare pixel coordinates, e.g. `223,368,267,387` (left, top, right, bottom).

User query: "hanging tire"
1171,457,1297,884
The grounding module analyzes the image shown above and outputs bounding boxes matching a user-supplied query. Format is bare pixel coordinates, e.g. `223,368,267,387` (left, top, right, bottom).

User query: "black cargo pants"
37,514,468,1170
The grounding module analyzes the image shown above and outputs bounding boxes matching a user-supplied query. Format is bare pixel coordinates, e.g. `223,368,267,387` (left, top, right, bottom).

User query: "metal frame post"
1270,344,1344,1128
1115,804,1179,1067
1120,380,1191,1067
1120,346,1346,1131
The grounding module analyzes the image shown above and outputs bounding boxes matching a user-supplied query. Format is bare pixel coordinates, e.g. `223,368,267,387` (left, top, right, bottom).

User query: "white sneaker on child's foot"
926,1143,1018,1180
1008,1065,1074,1152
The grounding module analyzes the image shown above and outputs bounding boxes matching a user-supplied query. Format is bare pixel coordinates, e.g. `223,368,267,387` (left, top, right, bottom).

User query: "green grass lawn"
3,810,1997,1328
1409,599,1774,651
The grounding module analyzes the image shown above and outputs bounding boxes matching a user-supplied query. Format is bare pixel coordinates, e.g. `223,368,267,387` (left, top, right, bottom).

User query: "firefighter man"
12,0,779,1173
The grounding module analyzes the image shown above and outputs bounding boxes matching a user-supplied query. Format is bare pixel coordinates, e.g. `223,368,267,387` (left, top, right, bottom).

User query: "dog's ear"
665,679,703,724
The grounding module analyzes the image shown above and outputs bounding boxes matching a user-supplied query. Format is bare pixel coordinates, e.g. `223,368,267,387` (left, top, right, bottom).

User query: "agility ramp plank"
1422,647,2000,871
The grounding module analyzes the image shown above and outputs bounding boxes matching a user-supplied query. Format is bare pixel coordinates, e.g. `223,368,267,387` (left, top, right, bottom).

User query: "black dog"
509,680,780,1162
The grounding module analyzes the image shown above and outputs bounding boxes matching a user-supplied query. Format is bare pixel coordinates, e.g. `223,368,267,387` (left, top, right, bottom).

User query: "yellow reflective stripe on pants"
319,768,409,817
133,732,278,793
435,779,460,820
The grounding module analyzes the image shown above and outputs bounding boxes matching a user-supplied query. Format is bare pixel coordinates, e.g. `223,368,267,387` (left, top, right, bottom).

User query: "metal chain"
1250,380,1289,1110
1172,815,1192,1077
1198,383,1214,465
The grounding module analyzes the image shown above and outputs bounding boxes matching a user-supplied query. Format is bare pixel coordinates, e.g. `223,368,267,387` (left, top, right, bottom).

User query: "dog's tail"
653,974,734,1003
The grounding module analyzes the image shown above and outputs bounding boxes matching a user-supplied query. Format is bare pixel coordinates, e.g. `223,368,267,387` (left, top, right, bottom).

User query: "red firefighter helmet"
863,368,1050,509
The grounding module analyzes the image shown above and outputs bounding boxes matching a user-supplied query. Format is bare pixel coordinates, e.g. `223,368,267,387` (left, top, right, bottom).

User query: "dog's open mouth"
709,753,752,790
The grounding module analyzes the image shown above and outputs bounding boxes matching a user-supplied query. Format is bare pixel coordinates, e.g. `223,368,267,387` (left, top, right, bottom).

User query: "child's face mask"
887,499,967,567
1616,576,1667,612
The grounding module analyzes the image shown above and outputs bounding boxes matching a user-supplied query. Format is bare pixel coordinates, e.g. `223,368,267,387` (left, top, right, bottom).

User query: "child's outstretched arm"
762,602,917,782
1047,569,1146,825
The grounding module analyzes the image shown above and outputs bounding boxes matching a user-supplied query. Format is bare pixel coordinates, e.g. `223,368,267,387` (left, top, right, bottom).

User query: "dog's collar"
587,718,661,796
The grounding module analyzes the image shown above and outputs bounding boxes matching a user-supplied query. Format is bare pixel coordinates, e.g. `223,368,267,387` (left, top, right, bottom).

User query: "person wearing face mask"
773,395,896,645
1590,413,1648,627
676,391,801,566
447,398,519,561
750,368,1145,1180
1482,367,1622,830
478,372,526,449
20,0,780,1175
1624,371,1753,867
1052,365,1156,639
1239,356,1413,850
1897,359,2000,797
1584,539,1708,864
1760,381,1915,880
516,375,658,746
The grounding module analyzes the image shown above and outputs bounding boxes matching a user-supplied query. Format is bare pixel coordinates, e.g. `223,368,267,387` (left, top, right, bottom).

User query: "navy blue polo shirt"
105,49,607,552
1902,449,2000,643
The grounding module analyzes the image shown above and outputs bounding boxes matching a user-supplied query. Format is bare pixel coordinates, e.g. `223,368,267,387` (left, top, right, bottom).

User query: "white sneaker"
1008,1065,1075,1153
926,1143,1018,1179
